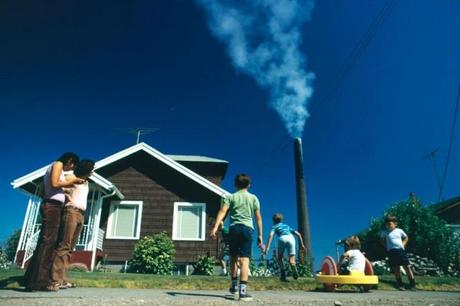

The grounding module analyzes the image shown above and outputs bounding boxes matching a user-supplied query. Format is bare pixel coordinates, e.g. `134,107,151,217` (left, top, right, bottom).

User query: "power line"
438,84,460,201
258,138,291,171
249,1,399,172
316,0,399,106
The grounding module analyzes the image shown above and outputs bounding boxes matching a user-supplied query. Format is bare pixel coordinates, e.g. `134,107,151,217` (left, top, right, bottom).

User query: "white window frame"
106,200,143,240
172,202,206,241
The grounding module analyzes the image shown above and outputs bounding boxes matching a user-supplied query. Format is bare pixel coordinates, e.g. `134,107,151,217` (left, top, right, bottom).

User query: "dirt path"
1,288,459,305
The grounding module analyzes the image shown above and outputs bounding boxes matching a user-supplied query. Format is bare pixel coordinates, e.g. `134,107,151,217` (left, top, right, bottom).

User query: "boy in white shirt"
381,215,416,291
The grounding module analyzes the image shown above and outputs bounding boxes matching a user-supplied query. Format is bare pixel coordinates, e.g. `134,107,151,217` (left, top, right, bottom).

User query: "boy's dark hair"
234,174,251,189
384,215,398,223
272,213,283,224
345,236,361,250
74,159,95,178
57,152,80,165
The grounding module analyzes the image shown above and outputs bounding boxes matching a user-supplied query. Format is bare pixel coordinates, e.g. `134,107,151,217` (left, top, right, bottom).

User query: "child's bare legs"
278,254,287,281
392,265,405,290
229,256,239,293
289,255,299,279
220,257,227,275
238,257,250,282
403,265,416,289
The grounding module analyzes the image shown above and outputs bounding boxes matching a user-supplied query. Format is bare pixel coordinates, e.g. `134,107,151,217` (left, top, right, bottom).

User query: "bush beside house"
128,232,176,275
359,195,460,274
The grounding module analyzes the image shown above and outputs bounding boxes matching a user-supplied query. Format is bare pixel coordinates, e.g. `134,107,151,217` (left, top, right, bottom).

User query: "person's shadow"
166,291,233,300
0,276,31,292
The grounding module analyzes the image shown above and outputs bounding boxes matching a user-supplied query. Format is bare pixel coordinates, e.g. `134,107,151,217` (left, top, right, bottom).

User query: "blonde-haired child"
338,236,365,275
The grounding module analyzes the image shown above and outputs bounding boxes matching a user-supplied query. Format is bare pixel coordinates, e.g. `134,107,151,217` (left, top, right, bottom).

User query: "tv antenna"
126,128,159,144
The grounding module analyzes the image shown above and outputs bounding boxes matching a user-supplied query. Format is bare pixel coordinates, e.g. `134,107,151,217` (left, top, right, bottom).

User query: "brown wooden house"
12,142,230,272
432,195,460,233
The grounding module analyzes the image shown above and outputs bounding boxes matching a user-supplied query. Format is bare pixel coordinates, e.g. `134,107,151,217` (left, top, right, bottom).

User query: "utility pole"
423,149,443,201
439,84,460,203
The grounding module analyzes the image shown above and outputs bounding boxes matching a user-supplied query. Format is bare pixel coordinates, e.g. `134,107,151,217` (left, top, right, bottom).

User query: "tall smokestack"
293,137,312,269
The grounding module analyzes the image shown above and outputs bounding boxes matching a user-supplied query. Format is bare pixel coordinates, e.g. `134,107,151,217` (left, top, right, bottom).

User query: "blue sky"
1,0,459,269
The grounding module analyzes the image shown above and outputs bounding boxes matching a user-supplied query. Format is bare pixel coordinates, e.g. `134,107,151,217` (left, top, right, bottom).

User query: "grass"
1,268,459,292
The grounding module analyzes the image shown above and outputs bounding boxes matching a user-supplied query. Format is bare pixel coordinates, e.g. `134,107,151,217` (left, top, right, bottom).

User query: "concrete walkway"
1,288,459,305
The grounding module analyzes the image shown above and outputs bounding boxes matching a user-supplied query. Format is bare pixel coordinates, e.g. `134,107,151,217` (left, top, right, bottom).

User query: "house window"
172,202,206,241
106,201,143,239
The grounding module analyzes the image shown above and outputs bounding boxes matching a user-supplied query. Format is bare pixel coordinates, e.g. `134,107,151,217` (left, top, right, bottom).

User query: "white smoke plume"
196,0,315,138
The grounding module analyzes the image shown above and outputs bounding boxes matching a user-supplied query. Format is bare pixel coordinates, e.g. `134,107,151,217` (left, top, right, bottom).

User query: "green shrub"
128,232,175,275
3,229,21,262
297,261,311,277
192,255,215,275
0,252,9,270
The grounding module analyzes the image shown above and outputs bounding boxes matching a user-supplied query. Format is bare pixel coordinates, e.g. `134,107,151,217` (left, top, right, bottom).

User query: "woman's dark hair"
57,152,80,165
234,174,251,189
74,159,95,177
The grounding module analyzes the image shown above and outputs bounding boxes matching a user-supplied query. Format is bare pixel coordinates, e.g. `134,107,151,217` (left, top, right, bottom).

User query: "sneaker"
293,268,299,280
239,293,253,301
396,285,405,291
43,284,60,292
59,282,77,289
228,287,239,299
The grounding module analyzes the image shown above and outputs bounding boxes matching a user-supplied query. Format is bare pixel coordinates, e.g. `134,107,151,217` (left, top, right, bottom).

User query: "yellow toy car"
315,256,379,292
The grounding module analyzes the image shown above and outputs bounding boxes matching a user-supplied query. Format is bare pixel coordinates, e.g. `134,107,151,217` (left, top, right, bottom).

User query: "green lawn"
1,269,459,291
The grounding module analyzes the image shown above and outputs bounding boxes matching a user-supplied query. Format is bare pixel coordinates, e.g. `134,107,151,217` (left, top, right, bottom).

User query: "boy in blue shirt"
264,213,305,281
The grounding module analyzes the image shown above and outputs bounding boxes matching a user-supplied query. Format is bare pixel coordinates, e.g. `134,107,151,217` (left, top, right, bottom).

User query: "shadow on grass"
0,276,24,289
166,291,231,300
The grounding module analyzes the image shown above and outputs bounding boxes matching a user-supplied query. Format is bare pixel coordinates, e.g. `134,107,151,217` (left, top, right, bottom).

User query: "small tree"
3,229,21,262
128,232,175,275
0,251,9,270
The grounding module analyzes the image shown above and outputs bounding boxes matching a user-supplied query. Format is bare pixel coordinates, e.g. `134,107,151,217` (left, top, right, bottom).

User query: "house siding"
99,158,223,263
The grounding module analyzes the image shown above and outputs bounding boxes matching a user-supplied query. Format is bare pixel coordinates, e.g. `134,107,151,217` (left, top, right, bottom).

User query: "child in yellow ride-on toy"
338,236,365,275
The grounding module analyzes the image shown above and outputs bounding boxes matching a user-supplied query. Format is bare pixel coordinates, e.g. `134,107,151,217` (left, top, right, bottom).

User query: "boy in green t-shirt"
211,174,263,302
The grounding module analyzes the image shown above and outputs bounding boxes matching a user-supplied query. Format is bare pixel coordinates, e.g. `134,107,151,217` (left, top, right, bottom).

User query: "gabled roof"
12,143,230,198
431,195,460,214
95,142,230,197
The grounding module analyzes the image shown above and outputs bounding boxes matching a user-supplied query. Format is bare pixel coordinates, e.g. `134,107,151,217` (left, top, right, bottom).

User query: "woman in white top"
51,159,95,290
24,152,84,291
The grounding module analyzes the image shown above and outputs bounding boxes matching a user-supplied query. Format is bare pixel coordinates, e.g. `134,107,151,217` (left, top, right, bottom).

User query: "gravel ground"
0,288,459,306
